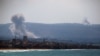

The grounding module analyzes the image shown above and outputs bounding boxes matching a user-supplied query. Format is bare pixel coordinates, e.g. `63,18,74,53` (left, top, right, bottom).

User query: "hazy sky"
0,0,100,24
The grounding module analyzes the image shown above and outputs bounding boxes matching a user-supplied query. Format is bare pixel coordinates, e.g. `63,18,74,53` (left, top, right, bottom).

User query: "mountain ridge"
0,23,100,43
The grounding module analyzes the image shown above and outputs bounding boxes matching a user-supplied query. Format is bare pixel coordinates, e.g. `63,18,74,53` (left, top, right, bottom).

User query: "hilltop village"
0,36,100,49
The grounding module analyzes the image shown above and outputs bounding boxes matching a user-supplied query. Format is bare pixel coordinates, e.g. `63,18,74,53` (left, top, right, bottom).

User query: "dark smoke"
83,17,90,25
9,14,38,38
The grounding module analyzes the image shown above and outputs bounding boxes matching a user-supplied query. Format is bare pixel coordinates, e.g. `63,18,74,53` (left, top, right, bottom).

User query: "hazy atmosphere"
0,0,100,50
0,0,100,24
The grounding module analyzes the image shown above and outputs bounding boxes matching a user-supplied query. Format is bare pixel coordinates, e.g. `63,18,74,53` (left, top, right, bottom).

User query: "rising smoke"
83,17,90,25
9,14,38,38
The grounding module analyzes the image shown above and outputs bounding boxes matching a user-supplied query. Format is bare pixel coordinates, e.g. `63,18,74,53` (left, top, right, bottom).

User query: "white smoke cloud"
9,14,38,38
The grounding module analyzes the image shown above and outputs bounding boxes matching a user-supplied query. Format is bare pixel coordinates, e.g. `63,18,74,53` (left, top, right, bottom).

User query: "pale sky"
0,0,100,24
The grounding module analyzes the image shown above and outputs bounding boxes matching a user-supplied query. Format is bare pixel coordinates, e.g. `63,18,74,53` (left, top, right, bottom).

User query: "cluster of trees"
0,38,100,49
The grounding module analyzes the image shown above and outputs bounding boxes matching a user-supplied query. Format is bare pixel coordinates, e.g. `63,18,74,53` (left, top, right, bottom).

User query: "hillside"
0,23,100,43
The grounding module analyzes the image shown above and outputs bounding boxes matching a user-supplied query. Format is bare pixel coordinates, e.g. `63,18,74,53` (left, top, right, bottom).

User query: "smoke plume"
9,14,38,38
83,17,90,25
